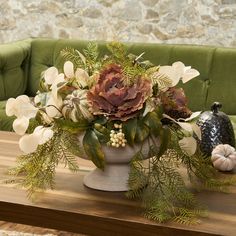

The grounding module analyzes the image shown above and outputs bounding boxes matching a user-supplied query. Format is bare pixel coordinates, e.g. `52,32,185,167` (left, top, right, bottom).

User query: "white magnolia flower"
159,61,200,87
179,137,197,156
64,61,90,88
43,67,66,118
19,126,54,154
6,95,38,135
163,111,201,137
163,112,202,155
45,94,63,118
44,67,60,85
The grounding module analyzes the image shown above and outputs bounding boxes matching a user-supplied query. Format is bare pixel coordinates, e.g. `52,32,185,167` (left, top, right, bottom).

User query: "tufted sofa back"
1,38,236,114
0,39,31,100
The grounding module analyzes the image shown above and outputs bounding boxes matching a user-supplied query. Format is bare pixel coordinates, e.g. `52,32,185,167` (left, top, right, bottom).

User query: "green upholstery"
0,38,236,131
0,101,14,131
0,39,31,100
28,39,58,96
206,48,236,115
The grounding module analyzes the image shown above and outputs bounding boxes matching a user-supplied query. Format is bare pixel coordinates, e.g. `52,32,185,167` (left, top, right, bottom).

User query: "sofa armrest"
0,39,31,100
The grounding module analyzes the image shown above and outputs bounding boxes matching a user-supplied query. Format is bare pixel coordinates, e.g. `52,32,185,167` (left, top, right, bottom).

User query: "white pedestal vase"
83,140,157,192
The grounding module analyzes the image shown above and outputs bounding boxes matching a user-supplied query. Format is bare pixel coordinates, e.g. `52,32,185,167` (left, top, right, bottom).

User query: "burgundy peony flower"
159,87,192,119
87,64,152,121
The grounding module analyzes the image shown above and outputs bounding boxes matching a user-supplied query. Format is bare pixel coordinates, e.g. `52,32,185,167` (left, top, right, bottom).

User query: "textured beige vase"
83,140,157,192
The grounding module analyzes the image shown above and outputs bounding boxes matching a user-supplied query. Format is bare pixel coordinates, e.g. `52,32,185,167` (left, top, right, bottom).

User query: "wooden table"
0,131,236,236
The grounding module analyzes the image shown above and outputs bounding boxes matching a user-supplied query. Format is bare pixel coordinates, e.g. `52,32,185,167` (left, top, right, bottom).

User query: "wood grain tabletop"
0,131,236,236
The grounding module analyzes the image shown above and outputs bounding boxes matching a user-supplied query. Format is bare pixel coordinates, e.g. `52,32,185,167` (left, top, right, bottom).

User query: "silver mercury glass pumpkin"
196,102,235,156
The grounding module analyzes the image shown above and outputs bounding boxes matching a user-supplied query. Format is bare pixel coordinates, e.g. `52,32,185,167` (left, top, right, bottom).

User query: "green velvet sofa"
1,38,236,132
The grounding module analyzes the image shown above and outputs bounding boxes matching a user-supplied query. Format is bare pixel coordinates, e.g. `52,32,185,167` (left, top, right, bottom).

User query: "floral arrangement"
6,42,235,224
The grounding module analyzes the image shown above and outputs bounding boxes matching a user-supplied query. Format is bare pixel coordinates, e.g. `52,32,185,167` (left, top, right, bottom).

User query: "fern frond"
60,47,85,69
8,129,82,198
149,71,173,91
128,135,209,224
83,42,99,63
107,41,126,62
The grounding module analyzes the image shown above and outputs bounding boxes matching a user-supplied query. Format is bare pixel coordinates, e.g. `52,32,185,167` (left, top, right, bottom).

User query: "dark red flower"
159,87,192,119
87,64,152,121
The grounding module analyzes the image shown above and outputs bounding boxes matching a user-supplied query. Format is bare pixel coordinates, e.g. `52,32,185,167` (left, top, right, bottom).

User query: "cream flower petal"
19,126,54,154
38,128,54,145
64,61,74,78
15,95,31,104
12,117,29,135
6,98,16,116
172,61,185,74
19,133,40,154
159,65,181,87
33,125,44,134
44,67,59,85
22,103,38,119
191,123,202,140
184,111,201,121
46,96,63,118
34,95,41,104
56,73,65,83
177,122,193,132
179,136,197,156
182,68,200,83
51,73,65,100
6,95,32,117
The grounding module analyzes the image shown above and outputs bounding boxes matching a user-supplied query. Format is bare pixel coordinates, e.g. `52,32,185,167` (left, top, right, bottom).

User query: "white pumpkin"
211,144,236,171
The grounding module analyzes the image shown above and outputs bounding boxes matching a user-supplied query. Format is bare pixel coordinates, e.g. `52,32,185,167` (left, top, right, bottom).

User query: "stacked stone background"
1,0,236,47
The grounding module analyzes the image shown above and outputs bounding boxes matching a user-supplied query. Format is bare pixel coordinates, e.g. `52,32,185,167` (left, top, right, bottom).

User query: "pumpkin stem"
211,102,222,114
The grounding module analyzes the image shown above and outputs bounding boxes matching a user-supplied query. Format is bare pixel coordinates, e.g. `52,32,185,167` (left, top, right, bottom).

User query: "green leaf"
143,112,161,137
55,119,90,133
135,120,150,143
83,130,105,170
154,106,164,119
94,116,108,125
123,118,137,146
94,123,110,136
157,127,171,157
93,123,110,144
94,130,110,144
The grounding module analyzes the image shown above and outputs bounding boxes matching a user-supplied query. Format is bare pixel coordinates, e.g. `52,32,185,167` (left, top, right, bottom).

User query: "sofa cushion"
28,39,59,96
0,101,14,131
0,40,31,101
206,48,236,115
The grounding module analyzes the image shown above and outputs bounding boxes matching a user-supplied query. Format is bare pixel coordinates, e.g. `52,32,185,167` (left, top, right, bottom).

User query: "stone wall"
1,0,236,47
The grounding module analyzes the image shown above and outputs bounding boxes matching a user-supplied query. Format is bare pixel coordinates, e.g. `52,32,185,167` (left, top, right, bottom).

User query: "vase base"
83,164,130,191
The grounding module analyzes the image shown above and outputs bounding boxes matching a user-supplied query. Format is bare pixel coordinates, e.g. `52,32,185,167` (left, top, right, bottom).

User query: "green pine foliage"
8,129,82,198
82,42,101,75
106,41,127,63
61,41,162,88
60,42,101,75
127,148,206,224
60,47,86,69
127,130,236,224
106,42,154,86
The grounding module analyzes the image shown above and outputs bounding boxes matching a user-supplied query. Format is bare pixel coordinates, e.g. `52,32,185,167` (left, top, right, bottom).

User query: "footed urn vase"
82,140,155,192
